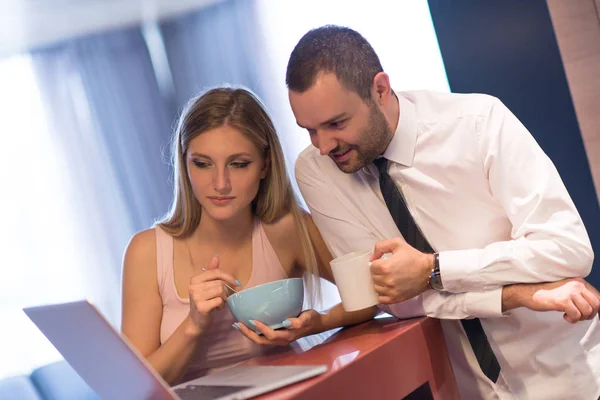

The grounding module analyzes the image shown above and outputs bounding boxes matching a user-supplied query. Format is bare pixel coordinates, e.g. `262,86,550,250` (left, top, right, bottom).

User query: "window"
0,54,87,377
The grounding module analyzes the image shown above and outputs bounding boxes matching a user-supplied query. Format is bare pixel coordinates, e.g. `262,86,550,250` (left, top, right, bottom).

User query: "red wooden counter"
241,317,459,399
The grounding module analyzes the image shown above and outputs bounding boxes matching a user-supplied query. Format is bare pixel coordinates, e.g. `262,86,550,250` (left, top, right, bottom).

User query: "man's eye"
193,160,210,168
231,162,250,169
330,120,345,129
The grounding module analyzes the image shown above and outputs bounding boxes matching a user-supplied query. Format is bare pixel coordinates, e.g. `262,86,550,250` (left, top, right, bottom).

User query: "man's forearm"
501,278,600,323
501,284,528,313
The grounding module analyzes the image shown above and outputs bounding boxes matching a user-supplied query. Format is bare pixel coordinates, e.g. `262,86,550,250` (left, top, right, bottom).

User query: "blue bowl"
226,278,304,332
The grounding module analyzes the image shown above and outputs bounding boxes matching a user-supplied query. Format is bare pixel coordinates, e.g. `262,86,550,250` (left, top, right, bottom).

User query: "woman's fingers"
235,323,270,345
193,296,223,314
191,269,239,288
235,321,292,346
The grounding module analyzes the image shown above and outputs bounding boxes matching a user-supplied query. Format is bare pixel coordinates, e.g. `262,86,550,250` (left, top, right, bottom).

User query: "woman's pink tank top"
155,218,288,382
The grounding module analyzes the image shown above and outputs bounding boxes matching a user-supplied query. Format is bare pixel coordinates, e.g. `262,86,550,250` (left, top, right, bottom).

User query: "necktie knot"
373,157,389,175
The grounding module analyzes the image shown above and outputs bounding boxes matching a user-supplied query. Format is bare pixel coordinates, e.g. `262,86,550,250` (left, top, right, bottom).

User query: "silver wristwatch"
429,253,444,291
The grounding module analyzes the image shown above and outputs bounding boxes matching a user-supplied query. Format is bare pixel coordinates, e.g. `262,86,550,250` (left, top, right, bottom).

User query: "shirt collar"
381,92,417,167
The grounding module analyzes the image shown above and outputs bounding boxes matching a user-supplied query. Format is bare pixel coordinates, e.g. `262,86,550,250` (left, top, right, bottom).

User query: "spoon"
202,268,239,294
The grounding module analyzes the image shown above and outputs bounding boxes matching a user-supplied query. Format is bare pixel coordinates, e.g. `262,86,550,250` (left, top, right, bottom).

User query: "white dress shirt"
295,90,599,400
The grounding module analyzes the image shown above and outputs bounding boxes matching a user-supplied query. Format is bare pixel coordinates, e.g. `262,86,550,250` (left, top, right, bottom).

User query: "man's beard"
334,104,391,173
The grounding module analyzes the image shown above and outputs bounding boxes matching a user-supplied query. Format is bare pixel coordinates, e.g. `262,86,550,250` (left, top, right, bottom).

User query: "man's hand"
503,278,600,323
369,238,434,304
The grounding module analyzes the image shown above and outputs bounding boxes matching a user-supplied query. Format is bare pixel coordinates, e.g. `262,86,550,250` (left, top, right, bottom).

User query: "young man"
288,25,599,399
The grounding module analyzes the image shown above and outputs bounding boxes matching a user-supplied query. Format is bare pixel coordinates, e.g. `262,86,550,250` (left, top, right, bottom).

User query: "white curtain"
0,54,95,378
0,27,174,378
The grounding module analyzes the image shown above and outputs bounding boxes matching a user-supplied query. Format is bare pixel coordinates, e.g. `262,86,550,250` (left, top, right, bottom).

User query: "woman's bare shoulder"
123,227,158,272
128,227,157,251
261,211,300,244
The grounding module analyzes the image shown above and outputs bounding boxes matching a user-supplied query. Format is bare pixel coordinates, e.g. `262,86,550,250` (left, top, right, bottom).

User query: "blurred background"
0,0,450,379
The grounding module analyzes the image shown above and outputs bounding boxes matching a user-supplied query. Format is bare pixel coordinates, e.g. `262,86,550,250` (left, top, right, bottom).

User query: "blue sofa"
0,360,99,400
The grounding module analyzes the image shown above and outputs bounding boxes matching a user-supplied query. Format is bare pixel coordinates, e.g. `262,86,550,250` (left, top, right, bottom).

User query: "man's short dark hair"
286,25,384,102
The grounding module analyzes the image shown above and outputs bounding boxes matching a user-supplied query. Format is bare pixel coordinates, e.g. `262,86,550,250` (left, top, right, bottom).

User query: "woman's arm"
302,211,379,332
237,211,378,345
121,230,201,385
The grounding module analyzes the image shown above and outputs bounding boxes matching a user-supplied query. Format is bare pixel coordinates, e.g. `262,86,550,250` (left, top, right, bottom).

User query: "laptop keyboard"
173,384,253,400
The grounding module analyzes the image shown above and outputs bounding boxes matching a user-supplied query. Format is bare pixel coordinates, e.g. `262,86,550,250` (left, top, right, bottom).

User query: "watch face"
431,275,444,291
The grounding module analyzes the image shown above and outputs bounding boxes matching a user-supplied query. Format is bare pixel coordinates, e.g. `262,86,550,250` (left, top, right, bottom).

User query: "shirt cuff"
439,248,486,293
462,288,504,318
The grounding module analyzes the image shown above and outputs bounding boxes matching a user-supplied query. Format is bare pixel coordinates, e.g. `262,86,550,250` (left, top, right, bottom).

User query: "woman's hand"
234,309,322,346
188,256,240,336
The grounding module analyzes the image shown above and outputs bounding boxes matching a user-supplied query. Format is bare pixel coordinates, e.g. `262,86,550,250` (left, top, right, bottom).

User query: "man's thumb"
371,238,402,260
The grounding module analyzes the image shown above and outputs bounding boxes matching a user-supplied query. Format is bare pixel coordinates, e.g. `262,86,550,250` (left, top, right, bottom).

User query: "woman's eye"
231,162,250,169
193,160,210,169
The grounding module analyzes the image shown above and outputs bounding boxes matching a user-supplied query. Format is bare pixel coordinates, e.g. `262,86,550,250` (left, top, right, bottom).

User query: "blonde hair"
158,87,320,301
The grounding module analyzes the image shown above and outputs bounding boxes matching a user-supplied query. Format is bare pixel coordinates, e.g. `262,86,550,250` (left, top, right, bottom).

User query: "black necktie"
374,157,500,383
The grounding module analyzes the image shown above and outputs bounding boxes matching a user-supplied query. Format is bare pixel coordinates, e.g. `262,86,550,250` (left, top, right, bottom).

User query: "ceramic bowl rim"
226,277,303,302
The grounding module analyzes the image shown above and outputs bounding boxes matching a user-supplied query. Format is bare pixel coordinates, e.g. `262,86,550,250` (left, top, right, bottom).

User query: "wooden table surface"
241,316,460,400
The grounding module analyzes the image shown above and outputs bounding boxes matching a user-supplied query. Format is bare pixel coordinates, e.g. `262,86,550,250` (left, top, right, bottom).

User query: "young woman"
121,87,376,385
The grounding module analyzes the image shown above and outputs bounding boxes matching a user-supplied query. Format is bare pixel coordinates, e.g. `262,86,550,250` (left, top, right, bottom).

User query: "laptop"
23,300,328,400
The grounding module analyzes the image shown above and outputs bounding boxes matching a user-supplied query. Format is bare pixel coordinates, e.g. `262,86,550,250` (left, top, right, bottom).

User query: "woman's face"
186,124,268,222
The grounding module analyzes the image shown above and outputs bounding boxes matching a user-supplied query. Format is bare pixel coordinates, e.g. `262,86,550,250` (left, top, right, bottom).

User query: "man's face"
289,73,391,173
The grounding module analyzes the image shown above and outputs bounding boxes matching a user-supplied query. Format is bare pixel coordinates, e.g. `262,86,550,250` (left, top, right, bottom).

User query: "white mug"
330,249,379,312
